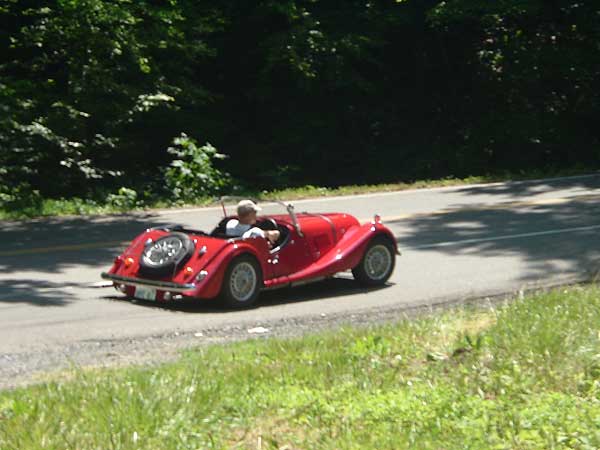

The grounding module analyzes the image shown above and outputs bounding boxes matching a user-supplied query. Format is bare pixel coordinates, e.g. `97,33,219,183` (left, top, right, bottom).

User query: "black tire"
139,232,195,278
220,255,262,308
352,235,396,286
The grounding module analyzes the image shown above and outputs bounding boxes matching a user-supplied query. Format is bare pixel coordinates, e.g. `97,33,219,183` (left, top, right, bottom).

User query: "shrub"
163,133,230,202
0,181,43,215
105,187,138,210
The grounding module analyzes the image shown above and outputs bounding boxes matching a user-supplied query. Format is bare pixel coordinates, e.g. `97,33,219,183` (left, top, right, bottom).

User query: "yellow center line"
0,241,128,257
2,193,600,257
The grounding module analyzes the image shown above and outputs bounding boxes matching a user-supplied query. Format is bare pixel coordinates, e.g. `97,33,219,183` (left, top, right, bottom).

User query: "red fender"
284,222,398,285
187,238,270,299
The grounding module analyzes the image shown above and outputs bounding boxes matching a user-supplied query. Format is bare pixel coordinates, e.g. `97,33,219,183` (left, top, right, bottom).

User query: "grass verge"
2,285,600,449
1,167,596,220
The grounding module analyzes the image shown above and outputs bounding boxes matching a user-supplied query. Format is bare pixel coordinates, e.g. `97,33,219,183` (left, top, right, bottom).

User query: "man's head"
236,199,261,224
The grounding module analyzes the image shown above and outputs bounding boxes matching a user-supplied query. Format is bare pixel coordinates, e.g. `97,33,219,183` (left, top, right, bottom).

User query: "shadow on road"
395,195,600,284
449,174,600,199
0,279,86,306
0,214,172,274
2,175,599,307
0,214,175,306
100,277,393,313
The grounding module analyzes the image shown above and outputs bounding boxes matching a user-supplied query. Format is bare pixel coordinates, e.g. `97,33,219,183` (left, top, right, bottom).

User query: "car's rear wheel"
352,235,395,286
221,255,262,308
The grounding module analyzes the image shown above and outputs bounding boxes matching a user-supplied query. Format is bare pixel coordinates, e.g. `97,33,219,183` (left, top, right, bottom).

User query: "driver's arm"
241,228,280,247
265,230,280,243
242,227,266,239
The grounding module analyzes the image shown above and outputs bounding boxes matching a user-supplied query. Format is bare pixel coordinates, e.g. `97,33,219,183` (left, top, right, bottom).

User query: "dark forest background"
1,0,599,207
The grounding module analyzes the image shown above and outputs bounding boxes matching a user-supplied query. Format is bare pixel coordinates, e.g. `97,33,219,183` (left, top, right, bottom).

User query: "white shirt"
225,219,265,239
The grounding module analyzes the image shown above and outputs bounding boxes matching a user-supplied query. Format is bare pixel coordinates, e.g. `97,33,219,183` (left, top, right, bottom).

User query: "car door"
269,226,314,278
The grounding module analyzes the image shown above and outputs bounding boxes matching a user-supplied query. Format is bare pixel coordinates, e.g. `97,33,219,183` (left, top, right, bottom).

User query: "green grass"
1,167,595,220
3,285,600,449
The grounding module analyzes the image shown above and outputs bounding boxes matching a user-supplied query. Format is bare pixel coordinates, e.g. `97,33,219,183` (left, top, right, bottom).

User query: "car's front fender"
283,222,398,284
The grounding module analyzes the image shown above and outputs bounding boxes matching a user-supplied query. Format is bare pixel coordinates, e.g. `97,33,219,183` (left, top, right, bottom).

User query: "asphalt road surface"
2,174,600,388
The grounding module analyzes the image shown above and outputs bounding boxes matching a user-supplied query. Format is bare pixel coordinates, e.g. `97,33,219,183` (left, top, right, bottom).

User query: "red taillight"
114,256,122,265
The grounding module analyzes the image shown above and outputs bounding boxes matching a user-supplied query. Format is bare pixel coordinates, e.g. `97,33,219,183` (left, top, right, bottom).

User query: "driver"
226,200,280,245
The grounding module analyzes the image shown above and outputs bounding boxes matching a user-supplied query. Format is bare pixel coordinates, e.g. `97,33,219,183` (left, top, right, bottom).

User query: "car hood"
296,213,360,238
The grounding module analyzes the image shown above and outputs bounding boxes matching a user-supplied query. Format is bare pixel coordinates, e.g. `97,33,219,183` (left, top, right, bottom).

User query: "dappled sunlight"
445,221,486,229
2,175,600,309
0,214,172,275
448,174,600,201
0,214,176,307
395,188,600,283
0,279,82,307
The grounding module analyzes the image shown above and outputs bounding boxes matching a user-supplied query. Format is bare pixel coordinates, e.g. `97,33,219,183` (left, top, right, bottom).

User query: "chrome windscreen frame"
218,196,304,238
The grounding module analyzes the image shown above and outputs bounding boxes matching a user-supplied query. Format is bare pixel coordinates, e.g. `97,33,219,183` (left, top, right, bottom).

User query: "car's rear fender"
188,238,270,299
111,229,239,274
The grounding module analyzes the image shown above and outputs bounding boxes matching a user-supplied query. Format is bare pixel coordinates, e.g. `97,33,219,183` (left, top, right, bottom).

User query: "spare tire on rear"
139,232,195,277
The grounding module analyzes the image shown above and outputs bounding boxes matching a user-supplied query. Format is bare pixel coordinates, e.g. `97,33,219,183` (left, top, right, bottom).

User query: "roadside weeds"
2,284,600,449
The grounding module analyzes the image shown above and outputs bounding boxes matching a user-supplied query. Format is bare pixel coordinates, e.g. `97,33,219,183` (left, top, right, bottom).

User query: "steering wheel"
256,218,288,249
256,218,278,231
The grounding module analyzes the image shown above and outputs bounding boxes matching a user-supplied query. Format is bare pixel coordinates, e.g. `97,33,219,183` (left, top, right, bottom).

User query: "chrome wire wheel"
352,236,396,286
144,236,183,266
229,261,258,302
139,232,194,278
364,244,393,280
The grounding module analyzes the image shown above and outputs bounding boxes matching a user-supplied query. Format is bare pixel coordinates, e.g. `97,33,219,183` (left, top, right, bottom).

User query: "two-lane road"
2,174,600,387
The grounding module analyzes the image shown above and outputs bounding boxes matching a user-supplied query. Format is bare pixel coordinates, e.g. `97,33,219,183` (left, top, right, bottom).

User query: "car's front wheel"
352,235,395,286
221,255,262,308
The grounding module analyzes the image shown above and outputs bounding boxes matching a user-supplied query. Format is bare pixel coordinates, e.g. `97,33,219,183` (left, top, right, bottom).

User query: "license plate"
134,286,156,301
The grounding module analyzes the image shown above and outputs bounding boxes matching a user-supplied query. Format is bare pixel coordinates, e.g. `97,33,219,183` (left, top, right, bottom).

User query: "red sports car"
101,201,398,308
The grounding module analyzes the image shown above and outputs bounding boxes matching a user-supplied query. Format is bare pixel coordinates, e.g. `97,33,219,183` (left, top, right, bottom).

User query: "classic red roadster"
101,201,398,308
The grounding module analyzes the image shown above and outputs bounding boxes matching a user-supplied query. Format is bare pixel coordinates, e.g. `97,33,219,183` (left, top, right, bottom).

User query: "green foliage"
163,133,230,202
0,166,590,219
427,0,600,171
106,187,139,210
2,286,600,448
1,0,599,208
0,0,216,198
0,182,42,216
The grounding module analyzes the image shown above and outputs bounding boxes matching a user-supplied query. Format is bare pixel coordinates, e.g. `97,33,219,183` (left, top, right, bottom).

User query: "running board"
262,276,328,291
